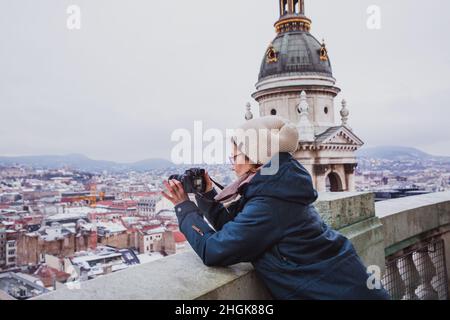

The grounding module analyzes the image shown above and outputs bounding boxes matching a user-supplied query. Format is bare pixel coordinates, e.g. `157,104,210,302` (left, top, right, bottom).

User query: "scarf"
213,170,258,204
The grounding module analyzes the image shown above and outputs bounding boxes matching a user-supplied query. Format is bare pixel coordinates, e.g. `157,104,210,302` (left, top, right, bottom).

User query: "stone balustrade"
376,191,450,300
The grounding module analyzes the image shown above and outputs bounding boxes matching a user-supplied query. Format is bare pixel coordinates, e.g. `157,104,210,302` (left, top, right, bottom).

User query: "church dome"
258,31,333,82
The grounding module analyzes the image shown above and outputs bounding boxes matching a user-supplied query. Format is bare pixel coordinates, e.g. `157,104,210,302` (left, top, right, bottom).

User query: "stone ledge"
35,249,272,300
316,192,375,230
375,191,450,251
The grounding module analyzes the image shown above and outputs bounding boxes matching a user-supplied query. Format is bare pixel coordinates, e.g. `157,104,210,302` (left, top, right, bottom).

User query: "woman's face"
231,144,256,177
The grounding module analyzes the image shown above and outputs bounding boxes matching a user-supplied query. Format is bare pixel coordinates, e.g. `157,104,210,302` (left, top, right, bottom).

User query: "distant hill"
357,146,449,161
0,154,174,172
129,158,176,171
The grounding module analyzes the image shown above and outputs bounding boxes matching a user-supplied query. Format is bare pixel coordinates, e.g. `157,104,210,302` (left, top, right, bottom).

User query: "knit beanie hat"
231,116,299,165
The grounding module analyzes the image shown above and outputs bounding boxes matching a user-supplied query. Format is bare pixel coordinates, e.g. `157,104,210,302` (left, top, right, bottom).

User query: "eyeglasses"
229,153,244,165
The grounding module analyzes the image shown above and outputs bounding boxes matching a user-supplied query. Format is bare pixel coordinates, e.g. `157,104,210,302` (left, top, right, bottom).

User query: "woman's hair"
232,141,263,172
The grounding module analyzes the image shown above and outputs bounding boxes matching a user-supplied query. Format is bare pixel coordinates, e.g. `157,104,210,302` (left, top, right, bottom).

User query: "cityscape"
0,145,449,299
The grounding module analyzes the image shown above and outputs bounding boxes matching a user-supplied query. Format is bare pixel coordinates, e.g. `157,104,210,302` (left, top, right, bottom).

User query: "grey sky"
0,0,449,162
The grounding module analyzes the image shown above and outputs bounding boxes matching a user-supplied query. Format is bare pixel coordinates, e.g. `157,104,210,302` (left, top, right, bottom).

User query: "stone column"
344,163,357,192
314,165,329,193
428,242,447,300
412,250,438,300
397,255,420,300
382,262,405,300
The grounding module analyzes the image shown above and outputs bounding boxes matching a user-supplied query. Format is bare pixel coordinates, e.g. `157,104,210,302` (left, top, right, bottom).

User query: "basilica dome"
258,31,333,82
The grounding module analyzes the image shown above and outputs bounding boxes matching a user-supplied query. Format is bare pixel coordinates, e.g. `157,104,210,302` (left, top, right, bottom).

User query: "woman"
162,116,390,300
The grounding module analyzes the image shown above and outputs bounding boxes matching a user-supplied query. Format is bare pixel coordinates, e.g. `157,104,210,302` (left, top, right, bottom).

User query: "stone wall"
16,232,93,266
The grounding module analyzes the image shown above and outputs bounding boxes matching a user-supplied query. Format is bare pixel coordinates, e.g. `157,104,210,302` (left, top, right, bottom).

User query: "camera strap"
209,177,225,191
192,177,225,204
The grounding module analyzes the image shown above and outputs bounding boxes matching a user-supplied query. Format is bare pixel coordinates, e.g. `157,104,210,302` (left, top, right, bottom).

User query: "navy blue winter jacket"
174,153,390,300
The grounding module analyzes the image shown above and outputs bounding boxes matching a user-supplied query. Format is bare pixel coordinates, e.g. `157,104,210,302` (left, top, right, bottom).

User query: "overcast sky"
0,0,449,162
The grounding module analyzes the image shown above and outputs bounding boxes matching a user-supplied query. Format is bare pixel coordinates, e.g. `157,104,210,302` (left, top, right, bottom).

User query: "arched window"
326,172,343,192
271,109,277,115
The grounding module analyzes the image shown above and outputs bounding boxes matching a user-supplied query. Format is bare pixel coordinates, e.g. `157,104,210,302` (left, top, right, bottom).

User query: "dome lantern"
276,0,311,33
257,0,334,82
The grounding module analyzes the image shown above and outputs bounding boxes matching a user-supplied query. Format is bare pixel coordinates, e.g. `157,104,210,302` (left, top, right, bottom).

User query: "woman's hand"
162,180,189,206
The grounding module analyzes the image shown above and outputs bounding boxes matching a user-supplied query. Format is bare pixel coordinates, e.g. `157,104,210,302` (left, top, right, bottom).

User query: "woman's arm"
162,179,281,267
175,197,281,267
195,189,240,231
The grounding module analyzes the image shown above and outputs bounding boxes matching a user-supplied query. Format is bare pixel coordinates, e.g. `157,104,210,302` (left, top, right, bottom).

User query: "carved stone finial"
297,91,315,142
340,99,350,128
297,91,309,115
245,102,253,121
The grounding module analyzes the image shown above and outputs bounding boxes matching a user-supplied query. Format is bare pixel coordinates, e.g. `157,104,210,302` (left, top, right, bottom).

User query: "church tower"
250,0,364,192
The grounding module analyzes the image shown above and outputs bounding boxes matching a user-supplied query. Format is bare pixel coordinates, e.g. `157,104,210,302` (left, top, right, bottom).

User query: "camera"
168,168,207,194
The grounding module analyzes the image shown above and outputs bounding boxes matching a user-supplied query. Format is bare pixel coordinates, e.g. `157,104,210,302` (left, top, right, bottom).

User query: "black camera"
168,168,206,194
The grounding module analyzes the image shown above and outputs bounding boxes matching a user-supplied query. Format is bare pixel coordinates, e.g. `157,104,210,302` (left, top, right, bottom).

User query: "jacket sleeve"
195,189,240,231
175,197,281,267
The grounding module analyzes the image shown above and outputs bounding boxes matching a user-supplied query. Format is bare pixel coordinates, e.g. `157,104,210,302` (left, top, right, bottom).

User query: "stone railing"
376,192,450,300
36,191,450,300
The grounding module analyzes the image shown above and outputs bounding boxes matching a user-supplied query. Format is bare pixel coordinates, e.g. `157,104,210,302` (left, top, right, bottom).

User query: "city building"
137,227,175,255
137,196,159,216
0,272,49,300
66,246,139,281
96,221,129,249
0,228,6,268
16,221,96,266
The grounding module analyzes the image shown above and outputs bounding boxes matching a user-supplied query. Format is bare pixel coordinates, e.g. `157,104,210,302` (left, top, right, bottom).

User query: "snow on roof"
121,217,140,224
46,212,87,222
96,221,127,233
71,252,123,264
79,223,96,231
65,207,109,214
146,227,166,235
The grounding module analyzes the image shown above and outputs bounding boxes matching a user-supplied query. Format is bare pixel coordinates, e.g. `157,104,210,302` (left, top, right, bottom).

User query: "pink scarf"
214,170,258,203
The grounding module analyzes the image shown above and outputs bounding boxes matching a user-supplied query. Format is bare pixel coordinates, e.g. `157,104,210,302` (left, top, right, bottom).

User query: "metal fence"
382,238,449,300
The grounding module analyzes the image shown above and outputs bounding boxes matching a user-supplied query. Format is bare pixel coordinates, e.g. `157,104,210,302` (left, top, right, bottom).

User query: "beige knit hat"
231,116,299,165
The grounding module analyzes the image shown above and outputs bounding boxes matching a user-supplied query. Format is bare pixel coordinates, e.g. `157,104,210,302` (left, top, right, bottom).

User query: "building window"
324,107,329,114
271,109,277,115
293,0,300,14
281,0,288,15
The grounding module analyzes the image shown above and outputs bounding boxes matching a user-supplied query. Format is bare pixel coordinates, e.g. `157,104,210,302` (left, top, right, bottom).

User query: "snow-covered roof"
96,222,126,233
71,252,123,264
146,227,166,235
46,212,87,222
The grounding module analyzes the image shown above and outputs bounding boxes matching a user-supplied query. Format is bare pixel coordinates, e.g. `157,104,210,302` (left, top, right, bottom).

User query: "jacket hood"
243,153,318,206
